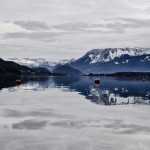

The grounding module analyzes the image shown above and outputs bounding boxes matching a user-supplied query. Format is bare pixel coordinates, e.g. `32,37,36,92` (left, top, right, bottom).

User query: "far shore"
83,72,150,78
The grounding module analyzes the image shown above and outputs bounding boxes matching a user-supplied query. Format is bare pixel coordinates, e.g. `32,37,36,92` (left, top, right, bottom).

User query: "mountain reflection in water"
0,76,150,105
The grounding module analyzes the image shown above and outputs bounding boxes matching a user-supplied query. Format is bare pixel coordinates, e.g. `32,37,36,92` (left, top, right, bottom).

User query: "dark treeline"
84,72,150,77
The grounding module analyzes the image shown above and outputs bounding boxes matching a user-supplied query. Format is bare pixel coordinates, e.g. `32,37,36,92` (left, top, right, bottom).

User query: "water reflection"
0,76,150,105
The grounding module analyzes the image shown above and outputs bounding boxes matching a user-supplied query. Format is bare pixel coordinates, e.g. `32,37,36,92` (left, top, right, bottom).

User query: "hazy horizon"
3,47,150,62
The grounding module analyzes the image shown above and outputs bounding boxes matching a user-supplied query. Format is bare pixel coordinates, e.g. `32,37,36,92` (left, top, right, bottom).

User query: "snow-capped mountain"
7,48,150,74
81,48,150,64
70,48,150,73
8,58,57,71
7,58,76,71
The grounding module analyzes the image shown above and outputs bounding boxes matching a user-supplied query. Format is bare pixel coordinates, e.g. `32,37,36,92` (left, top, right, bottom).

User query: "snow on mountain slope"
8,58,57,71
7,58,76,71
83,48,150,64
7,48,150,73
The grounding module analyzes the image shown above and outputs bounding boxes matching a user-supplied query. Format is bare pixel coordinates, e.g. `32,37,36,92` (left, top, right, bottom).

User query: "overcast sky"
0,0,150,61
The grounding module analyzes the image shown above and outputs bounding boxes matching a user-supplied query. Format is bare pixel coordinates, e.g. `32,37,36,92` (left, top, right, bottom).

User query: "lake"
0,76,150,150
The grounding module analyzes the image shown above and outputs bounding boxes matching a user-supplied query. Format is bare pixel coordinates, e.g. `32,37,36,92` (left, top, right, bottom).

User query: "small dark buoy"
16,79,21,86
95,78,100,85
141,79,145,83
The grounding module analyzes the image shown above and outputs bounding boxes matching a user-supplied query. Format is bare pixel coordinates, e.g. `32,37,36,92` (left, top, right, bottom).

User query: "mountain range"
0,58,52,76
8,58,75,71
7,48,150,74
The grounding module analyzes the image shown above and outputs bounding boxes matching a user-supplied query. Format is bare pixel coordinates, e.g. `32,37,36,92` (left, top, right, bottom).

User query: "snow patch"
84,48,150,64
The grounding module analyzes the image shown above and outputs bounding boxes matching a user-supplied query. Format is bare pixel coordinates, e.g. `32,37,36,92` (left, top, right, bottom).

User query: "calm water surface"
0,76,150,150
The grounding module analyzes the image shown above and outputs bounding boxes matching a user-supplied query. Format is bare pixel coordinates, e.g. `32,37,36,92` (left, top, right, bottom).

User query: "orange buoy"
95,78,100,85
141,79,145,83
16,79,21,86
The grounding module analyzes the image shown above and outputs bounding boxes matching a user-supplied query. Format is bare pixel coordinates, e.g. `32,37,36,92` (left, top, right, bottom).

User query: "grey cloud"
51,18,150,34
0,43,35,48
0,0,150,61
101,18,150,33
52,22,87,31
4,18,150,41
13,20,49,31
119,17,150,28
3,31,66,40
52,22,104,32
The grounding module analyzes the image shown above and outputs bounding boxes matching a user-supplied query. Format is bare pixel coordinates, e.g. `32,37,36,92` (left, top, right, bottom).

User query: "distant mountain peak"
7,47,150,74
70,47,150,73
83,48,150,64
7,58,57,71
7,57,76,71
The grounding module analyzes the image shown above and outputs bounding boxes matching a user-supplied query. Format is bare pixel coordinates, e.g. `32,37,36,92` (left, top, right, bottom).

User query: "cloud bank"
0,0,150,60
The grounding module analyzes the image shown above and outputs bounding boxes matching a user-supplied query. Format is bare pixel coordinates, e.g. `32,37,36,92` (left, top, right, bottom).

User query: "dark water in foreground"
0,76,150,105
